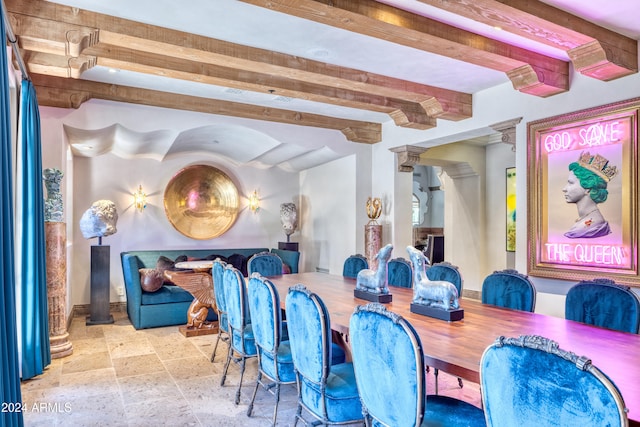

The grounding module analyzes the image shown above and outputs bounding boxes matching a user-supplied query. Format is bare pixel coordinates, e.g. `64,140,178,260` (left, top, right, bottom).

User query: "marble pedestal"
365,223,382,271
45,222,73,358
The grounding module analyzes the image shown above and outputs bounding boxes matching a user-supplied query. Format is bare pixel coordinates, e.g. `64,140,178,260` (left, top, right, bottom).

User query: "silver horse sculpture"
407,245,459,310
355,244,393,294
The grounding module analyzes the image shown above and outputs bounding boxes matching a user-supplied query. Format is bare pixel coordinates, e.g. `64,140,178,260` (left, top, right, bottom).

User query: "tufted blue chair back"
481,335,628,427
387,257,413,288
342,254,368,278
481,269,536,312
286,285,330,383
247,274,282,358
212,259,228,330
220,265,256,404
350,303,425,426
565,278,640,333
426,261,462,295
223,266,253,349
285,284,363,425
246,274,294,424
210,259,229,362
248,251,284,277
351,303,487,427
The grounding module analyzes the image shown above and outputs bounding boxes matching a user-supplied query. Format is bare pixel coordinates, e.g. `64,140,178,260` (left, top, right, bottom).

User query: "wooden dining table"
270,272,640,426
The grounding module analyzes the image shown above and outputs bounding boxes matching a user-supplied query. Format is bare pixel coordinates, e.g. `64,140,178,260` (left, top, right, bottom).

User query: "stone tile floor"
20,311,482,426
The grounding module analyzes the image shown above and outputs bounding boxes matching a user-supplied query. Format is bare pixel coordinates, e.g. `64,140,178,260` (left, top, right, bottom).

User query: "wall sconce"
133,185,147,212
248,190,260,213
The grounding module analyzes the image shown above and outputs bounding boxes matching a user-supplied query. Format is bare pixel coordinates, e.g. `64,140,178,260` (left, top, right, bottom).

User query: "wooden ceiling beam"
5,1,471,122
239,0,569,97
84,44,436,129
7,13,99,57
415,0,637,80
22,51,96,79
31,74,382,144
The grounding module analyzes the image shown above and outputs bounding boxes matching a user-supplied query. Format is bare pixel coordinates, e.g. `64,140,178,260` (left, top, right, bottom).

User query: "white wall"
300,156,357,274
485,142,517,271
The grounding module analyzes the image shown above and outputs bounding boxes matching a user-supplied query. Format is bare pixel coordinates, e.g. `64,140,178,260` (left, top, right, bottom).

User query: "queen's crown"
578,151,618,182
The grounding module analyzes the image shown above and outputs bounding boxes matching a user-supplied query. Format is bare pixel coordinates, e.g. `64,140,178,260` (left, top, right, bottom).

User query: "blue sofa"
120,247,300,329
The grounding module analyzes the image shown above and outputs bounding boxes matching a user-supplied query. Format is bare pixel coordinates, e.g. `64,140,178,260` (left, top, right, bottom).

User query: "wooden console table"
166,260,218,337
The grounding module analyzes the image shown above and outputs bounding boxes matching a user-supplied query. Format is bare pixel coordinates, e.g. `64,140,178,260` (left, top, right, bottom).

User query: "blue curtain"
1,11,25,427
19,79,51,380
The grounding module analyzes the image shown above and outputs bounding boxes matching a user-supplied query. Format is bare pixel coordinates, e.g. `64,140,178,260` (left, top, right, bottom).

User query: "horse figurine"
356,244,393,294
406,245,459,310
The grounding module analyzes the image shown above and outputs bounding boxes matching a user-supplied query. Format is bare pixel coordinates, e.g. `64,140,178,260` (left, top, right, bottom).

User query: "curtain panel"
18,79,50,380
1,8,25,427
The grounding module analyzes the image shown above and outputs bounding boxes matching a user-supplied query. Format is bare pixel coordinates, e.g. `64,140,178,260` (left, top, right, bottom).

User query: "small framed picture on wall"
506,167,516,252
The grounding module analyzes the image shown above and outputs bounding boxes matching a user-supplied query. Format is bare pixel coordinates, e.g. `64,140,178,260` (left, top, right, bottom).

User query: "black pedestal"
410,303,464,321
87,245,114,325
354,288,392,303
278,241,299,251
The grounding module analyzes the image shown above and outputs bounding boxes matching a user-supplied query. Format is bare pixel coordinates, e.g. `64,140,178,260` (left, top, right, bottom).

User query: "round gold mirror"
163,165,239,240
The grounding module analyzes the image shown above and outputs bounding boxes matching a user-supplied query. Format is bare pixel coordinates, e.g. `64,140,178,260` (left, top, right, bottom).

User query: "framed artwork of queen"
527,98,639,285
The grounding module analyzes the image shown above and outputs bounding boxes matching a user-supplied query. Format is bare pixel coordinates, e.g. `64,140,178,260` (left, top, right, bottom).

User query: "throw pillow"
156,256,175,275
139,268,164,292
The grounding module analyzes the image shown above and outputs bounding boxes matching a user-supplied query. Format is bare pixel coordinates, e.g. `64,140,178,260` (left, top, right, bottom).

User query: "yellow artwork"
506,167,516,252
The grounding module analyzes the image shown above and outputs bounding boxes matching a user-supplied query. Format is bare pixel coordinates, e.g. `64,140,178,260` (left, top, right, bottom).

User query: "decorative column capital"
490,117,523,150
389,145,428,172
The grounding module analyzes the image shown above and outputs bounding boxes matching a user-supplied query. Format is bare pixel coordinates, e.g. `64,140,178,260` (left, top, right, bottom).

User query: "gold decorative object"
366,197,382,224
164,165,239,240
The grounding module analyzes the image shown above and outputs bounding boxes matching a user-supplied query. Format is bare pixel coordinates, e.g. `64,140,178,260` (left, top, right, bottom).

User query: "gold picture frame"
527,98,639,285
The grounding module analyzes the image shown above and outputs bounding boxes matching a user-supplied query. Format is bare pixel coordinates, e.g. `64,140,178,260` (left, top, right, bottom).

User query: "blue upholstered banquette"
120,247,299,329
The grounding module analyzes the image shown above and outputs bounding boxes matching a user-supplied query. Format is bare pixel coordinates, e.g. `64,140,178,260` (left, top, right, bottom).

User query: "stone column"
365,224,382,271
46,222,73,358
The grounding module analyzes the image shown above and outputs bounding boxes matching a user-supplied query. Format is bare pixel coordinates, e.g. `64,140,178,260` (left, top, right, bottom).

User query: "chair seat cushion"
231,324,257,356
300,362,362,423
330,343,346,365
260,341,296,383
423,395,486,427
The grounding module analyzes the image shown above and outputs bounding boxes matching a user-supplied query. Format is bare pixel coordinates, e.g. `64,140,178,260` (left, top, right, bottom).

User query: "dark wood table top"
271,272,640,425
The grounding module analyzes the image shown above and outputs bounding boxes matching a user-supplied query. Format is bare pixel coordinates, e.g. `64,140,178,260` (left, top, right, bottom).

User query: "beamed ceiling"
4,0,639,146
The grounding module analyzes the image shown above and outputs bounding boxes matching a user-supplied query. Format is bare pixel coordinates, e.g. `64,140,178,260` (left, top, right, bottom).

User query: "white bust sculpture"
79,200,119,240
280,203,298,242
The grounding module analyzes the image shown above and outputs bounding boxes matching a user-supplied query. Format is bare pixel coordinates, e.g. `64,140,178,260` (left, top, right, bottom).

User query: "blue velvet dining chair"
211,258,229,362
220,265,257,404
481,269,536,312
246,274,295,426
565,278,640,333
350,303,486,427
342,254,368,278
248,251,284,277
387,257,413,288
285,284,362,426
480,335,628,427
425,261,464,391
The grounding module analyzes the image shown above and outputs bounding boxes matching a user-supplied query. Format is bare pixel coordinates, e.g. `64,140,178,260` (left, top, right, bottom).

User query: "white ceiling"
39,0,640,170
